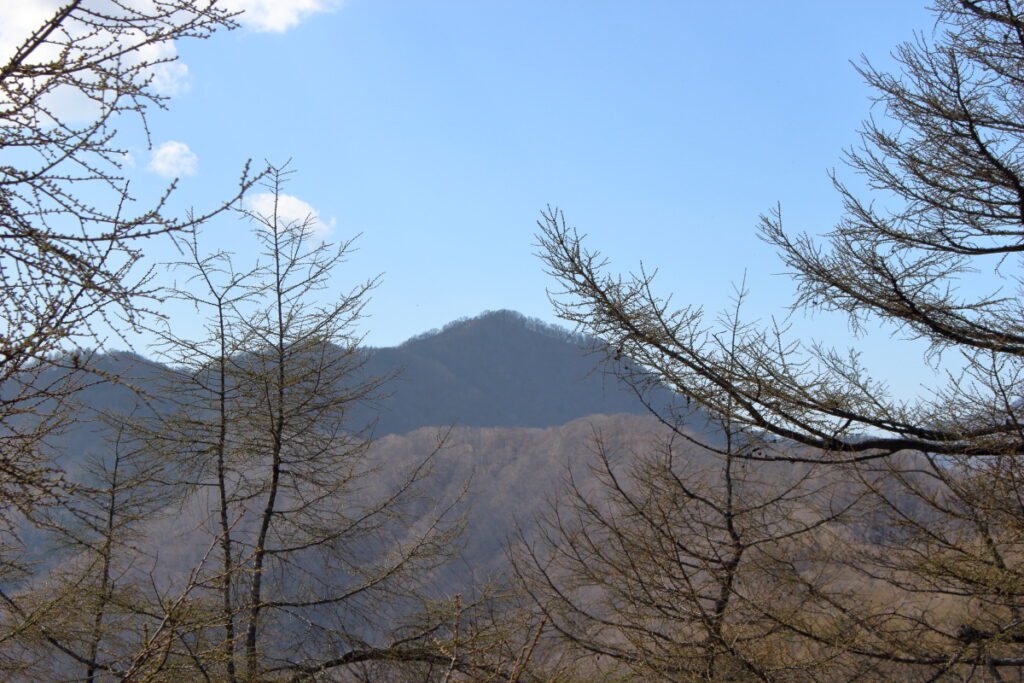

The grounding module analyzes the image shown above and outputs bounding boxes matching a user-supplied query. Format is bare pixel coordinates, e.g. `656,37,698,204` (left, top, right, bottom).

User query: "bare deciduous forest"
3,0,1024,680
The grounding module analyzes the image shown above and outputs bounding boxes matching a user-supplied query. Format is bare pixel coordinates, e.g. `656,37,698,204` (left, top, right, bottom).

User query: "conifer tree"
535,0,1024,676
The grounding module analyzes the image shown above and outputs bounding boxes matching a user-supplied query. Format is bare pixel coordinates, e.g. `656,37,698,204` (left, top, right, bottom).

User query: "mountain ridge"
33,309,688,463
350,309,682,435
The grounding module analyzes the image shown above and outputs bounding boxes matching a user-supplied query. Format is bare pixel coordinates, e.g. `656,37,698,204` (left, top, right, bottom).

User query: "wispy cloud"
148,141,198,178
243,192,334,238
0,0,341,122
223,0,343,33
127,38,190,96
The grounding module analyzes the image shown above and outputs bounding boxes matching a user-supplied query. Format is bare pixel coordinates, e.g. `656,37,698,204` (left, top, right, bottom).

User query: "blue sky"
4,1,946,398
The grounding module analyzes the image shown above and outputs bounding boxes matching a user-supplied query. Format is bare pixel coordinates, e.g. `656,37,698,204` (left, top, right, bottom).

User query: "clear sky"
4,1,947,399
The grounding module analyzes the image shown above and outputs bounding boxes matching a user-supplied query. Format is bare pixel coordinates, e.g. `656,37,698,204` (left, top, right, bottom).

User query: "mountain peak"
355,310,672,435
66,311,680,437
399,309,581,348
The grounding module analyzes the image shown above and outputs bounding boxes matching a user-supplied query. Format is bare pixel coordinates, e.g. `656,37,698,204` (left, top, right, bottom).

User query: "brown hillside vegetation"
7,408,1020,680
366,415,1011,681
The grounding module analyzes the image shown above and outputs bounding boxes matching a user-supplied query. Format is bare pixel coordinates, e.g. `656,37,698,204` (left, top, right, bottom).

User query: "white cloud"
0,1,190,124
0,0,338,122
0,1,61,65
38,85,103,124
223,0,341,33
126,37,190,96
150,60,190,96
148,141,198,178
0,2,77,116
243,192,333,238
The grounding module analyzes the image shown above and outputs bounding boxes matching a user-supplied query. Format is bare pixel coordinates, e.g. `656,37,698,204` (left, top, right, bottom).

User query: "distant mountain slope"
30,310,689,460
354,310,680,435
370,413,688,586
68,414,691,592
66,412,869,593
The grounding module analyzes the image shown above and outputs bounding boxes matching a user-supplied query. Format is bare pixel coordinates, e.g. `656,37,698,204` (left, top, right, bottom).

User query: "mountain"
353,309,682,435
11,310,694,493
131,413,699,591
370,412,703,585
29,310,682,447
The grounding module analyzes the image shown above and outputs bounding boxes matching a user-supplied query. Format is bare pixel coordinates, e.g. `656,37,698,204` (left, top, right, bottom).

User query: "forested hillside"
33,309,686,453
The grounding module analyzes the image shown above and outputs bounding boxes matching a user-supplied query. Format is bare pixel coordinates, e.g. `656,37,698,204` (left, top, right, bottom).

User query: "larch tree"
535,0,1024,677
0,0,260,535
4,420,185,681
136,165,472,681
538,0,1024,463
138,227,263,682
512,287,864,681
0,0,262,672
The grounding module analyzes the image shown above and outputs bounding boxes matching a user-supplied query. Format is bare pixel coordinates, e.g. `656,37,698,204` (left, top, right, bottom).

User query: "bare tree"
534,0,1024,677
513,288,862,682
0,417,201,680
125,165,480,681
779,450,1024,680
0,0,260,518
0,1,269,676
133,228,261,682
537,5,1024,463
232,166,470,680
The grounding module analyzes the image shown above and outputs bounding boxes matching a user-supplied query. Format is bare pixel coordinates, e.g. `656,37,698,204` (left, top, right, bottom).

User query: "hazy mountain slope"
20,309,687,499
369,412,679,585
36,310,680,443
62,413,682,593
355,309,680,435
86,412,886,591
